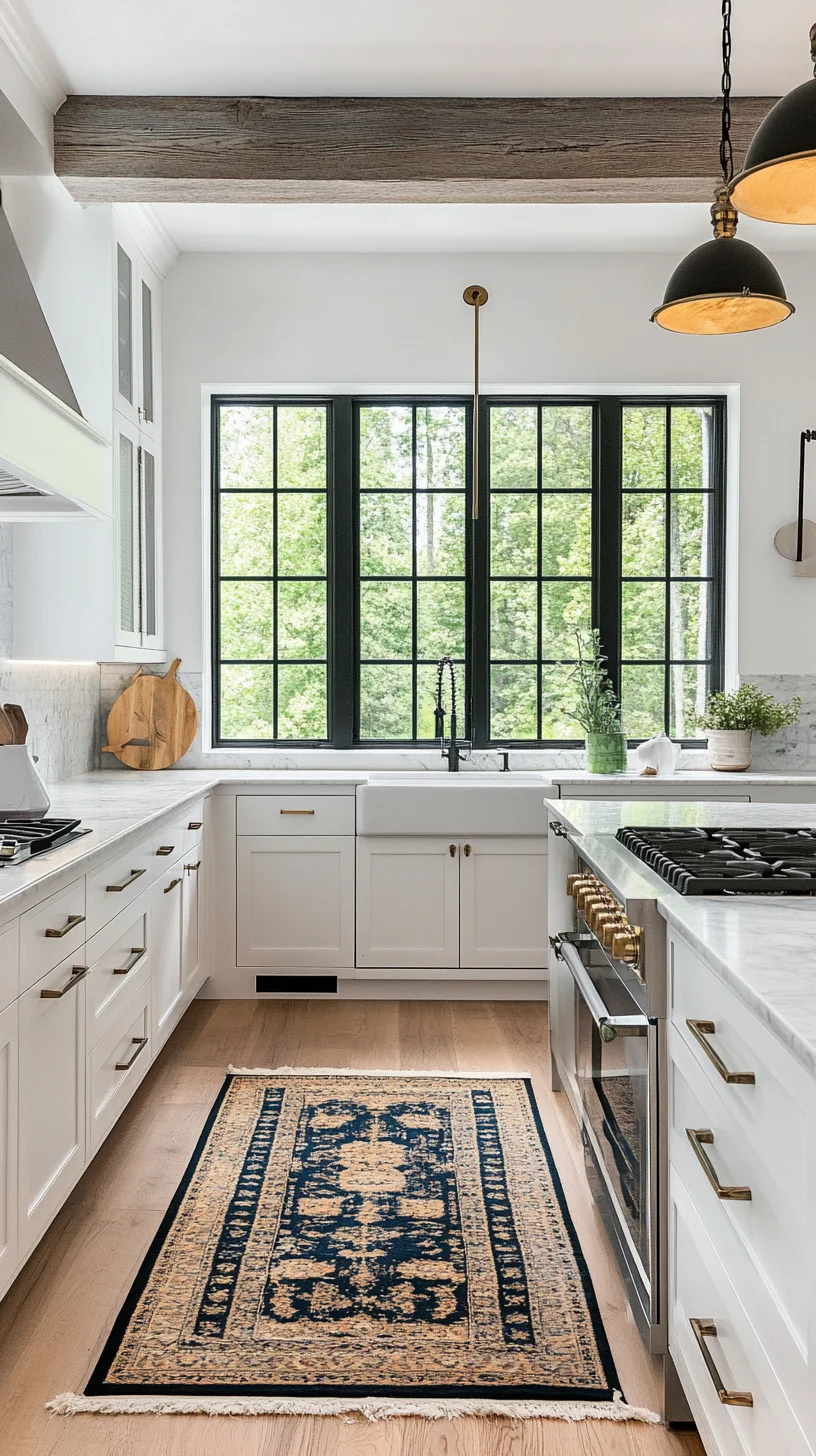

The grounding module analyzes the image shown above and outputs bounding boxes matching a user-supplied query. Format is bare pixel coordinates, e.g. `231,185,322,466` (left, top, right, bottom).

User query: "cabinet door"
138,259,161,440
18,955,86,1259
356,838,459,969
150,870,183,1050
237,837,354,968
115,239,137,424
181,854,202,992
139,438,163,651
114,413,142,649
0,1001,18,1297
459,838,548,970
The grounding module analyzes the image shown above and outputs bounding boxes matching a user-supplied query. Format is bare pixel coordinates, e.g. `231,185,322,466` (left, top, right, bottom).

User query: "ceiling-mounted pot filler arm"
797,431,816,563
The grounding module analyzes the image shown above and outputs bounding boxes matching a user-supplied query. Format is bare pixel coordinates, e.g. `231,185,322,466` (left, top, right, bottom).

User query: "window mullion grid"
664,404,671,736
411,408,418,742
211,399,222,743
272,406,279,740
536,406,543,741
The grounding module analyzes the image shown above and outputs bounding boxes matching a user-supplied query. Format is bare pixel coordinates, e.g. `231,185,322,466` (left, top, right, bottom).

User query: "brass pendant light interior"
651,0,794,336
730,24,816,225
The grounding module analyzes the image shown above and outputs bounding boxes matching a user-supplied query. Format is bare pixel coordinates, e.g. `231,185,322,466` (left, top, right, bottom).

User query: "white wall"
163,249,816,683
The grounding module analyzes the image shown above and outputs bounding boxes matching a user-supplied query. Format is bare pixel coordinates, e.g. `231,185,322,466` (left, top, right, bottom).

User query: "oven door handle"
549,935,650,1042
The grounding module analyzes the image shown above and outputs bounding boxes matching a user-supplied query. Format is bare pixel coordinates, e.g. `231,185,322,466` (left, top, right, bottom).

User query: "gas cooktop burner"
0,818,91,866
616,826,816,895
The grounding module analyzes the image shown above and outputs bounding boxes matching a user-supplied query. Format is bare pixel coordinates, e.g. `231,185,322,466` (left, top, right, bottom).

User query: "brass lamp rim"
651,291,795,335
730,149,816,222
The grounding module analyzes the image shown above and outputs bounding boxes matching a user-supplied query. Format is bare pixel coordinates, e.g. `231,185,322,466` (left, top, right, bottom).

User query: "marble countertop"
547,797,816,1076
547,770,816,784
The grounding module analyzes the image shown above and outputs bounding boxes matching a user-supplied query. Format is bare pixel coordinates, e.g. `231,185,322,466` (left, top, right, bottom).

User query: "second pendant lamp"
651,0,794,335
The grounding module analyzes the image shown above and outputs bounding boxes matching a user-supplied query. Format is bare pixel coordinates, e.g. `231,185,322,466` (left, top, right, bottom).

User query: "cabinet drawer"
237,795,355,837
88,981,151,1156
85,903,149,1051
183,800,206,856
20,878,86,992
85,815,188,938
0,920,18,1013
670,1028,809,1405
671,1172,811,1456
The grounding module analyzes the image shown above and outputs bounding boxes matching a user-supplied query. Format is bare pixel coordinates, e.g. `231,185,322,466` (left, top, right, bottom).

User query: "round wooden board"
103,659,198,771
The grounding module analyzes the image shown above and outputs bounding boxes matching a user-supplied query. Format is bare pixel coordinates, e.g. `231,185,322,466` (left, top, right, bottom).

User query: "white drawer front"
0,920,18,1013
671,1173,811,1456
20,878,86,992
237,795,355,837
183,801,206,856
85,815,189,939
88,981,151,1156
670,1028,809,1402
86,905,149,1051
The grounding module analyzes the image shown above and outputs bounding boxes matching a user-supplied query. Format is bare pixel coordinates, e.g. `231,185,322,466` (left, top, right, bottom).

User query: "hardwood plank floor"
0,1000,704,1456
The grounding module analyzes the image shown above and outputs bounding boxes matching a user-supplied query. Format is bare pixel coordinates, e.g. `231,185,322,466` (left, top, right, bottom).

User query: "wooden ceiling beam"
53,94,777,205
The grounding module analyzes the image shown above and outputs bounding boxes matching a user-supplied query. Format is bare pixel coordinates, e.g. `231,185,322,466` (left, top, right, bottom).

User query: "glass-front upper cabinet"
114,412,164,654
114,231,161,441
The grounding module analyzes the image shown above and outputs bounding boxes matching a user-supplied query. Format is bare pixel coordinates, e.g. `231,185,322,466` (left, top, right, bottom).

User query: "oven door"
551,932,657,1332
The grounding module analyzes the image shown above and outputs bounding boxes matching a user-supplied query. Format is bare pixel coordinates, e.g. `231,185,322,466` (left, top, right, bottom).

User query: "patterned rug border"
61,1068,659,1423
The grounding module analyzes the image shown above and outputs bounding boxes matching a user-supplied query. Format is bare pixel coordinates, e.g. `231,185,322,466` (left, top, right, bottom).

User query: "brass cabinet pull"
464,843,472,857
686,1020,756,1085
187,821,202,830
113,947,146,976
687,1128,752,1201
185,861,201,873
449,843,457,857
280,809,315,815
115,1036,148,1071
156,845,176,856
41,965,88,998
106,869,145,894
689,1319,753,1407
164,877,182,894
44,913,85,939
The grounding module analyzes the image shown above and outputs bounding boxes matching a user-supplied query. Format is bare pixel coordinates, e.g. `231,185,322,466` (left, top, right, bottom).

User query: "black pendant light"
651,0,794,335
730,23,816,224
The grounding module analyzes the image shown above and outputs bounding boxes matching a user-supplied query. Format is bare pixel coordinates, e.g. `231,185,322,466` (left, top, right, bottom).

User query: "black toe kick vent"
255,974,338,995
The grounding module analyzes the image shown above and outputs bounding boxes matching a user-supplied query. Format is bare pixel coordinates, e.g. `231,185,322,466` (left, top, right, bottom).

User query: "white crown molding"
112,203,180,281
0,0,66,114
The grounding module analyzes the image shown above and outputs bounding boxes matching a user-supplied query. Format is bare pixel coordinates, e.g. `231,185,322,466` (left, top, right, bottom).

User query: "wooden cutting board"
103,659,198,771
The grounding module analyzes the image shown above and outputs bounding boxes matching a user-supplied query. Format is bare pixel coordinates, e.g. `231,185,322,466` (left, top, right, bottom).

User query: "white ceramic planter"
707,729,752,772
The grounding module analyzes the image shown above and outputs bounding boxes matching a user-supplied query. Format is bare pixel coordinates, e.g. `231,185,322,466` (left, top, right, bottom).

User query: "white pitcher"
0,745,51,818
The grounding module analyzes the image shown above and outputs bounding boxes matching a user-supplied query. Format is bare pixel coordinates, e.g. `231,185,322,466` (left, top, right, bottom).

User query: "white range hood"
0,204,109,520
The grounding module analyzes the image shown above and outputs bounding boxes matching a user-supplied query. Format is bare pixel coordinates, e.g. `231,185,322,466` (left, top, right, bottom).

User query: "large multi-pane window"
211,395,725,747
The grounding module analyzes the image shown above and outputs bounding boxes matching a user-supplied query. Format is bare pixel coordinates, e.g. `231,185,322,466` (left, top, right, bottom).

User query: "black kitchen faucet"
434,656,471,772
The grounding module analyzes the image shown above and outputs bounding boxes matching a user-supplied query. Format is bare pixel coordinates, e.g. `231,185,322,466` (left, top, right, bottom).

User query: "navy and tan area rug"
49,1069,659,1423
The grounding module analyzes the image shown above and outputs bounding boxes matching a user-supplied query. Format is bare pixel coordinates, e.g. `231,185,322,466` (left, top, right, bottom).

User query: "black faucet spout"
435,656,469,772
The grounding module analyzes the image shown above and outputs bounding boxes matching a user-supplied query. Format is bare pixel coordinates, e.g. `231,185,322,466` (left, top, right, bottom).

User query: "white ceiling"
21,0,816,97
151,202,816,254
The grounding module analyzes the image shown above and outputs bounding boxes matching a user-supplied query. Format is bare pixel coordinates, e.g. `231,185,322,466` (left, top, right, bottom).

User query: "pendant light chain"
719,0,734,185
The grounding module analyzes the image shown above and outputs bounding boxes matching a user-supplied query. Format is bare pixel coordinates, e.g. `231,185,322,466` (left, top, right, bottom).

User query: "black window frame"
211,392,727,750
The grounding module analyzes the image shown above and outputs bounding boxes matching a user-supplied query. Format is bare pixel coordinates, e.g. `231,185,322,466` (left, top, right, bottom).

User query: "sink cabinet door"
237,837,355,969
356,838,459,969
459,838,548,970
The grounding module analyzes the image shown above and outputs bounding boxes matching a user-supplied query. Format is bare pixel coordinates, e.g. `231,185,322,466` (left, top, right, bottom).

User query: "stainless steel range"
546,817,688,1420
0,818,91,865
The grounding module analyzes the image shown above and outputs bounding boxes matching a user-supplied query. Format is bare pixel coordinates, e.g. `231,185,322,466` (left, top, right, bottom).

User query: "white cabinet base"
237,837,354,969
356,837,459,969
459,837,548,970
0,1002,18,1299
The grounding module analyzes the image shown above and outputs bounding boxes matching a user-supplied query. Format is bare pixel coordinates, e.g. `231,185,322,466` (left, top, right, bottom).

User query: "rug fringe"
226,1065,525,1079
47,1390,661,1423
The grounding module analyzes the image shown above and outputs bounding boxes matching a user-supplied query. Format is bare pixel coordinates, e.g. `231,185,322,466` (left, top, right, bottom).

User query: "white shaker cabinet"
150,866,184,1052
237,837,354,969
18,954,87,1259
181,853,203,992
356,837,460,970
114,413,163,655
459,838,548,970
0,1001,18,1298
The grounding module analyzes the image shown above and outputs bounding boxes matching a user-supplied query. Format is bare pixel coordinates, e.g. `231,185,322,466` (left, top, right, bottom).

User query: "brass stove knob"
601,917,626,951
611,927,642,967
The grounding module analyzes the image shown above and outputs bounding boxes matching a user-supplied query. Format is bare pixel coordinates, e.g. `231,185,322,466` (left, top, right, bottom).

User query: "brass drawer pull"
164,877,182,894
106,869,145,894
188,821,203,830
449,843,457,857
280,809,315,815
115,1036,148,1071
686,1020,755,1085
464,843,472,856
113,947,146,976
687,1128,752,1201
156,845,176,857
689,1319,753,1407
185,861,201,873
44,913,85,939
41,965,88,998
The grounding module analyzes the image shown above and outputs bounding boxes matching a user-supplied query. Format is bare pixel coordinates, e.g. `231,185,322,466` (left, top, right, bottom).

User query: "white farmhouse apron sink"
357,775,551,836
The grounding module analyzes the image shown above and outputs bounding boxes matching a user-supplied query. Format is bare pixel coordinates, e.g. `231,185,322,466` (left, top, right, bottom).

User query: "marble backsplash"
740,675,816,772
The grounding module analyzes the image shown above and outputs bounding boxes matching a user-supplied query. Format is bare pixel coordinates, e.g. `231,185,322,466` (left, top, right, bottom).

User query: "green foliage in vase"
566,630,623,736
696,684,801,737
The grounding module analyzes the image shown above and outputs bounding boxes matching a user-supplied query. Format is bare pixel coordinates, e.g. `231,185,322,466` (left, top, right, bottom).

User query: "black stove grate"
616,826,816,895
0,818,88,865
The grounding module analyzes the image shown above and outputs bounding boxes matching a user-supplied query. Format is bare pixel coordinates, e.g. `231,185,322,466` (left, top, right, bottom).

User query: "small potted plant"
568,629,628,774
696,684,801,771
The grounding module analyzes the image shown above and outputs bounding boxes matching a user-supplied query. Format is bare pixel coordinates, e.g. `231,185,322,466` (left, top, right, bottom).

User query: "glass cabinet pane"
141,280,154,423
117,432,136,634
116,245,133,405
142,447,157,638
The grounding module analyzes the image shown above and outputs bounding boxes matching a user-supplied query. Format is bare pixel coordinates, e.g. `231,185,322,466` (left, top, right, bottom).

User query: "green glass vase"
585,732,628,774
